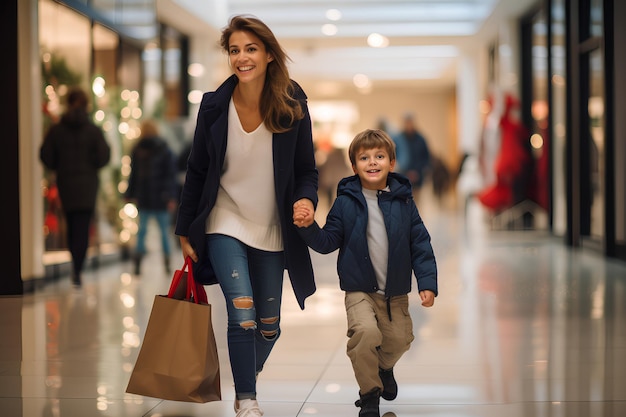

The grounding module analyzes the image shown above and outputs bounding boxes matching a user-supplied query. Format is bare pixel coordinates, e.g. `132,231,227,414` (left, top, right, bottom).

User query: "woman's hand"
179,236,198,263
293,205,311,228
293,198,314,227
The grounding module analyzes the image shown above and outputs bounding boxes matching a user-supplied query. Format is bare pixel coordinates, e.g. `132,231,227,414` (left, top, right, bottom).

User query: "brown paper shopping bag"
126,257,221,402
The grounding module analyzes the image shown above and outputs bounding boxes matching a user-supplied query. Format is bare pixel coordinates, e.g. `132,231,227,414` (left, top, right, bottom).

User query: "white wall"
19,0,45,281
305,86,458,168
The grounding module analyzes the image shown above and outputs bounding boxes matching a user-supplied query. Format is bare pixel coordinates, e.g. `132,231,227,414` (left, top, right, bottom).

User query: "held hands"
293,198,314,228
419,290,435,307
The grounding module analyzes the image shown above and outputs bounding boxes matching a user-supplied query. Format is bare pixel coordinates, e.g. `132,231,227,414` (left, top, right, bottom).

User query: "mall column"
1,0,23,295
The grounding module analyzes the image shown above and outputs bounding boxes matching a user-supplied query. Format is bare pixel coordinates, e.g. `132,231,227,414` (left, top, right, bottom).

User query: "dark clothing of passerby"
126,132,177,274
126,135,177,211
40,109,110,212
395,130,431,189
40,96,110,286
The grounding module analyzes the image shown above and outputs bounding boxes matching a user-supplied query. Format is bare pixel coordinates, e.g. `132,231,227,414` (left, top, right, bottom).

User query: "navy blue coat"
174,75,319,309
298,172,437,297
125,136,177,210
40,110,110,212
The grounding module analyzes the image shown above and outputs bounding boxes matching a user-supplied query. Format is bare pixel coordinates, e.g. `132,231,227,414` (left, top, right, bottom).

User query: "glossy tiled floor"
2,195,626,417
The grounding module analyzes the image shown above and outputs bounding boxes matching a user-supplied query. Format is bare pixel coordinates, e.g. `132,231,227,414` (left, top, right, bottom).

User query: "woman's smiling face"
228,30,273,85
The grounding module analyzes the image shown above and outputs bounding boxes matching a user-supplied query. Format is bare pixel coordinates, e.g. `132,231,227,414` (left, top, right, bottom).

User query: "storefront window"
590,0,604,37
39,0,91,121
39,0,144,259
40,0,92,252
551,0,567,236
530,10,550,219
587,48,605,240
162,25,187,119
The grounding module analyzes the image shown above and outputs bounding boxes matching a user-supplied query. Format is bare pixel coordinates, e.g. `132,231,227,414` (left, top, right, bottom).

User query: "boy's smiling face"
352,147,396,190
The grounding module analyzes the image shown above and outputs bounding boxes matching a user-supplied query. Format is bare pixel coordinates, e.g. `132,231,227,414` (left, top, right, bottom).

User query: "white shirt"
206,98,283,251
362,187,389,292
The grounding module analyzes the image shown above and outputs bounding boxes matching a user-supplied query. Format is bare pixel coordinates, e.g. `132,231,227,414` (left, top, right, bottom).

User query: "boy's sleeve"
409,203,438,296
298,198,345,254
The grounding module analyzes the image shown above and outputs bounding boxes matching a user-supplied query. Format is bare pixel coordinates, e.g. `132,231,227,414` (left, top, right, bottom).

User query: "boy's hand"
419,290,435,307
293,199,314,227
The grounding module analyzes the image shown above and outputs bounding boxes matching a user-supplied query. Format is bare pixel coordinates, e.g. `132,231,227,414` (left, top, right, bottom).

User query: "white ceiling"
92,0,538,90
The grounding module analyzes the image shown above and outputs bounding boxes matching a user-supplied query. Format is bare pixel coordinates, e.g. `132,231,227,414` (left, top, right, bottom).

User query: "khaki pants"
345,292,415,394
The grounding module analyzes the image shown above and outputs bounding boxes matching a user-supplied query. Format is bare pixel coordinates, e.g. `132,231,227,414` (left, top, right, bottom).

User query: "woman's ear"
267,54,274,62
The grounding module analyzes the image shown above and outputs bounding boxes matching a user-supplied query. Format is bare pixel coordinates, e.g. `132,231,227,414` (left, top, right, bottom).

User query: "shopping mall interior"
2,0,626,416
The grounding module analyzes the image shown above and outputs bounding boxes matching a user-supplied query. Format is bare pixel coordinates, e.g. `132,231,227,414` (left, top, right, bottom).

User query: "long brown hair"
220,15,304,133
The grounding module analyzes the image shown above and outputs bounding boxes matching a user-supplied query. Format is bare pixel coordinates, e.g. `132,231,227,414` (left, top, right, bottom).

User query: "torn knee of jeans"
260,329,278,339
239,320,256,330
232,296,254,309
260,316,278,325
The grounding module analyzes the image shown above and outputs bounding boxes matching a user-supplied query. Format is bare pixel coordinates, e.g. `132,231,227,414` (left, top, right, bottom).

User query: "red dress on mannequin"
478,95,531,211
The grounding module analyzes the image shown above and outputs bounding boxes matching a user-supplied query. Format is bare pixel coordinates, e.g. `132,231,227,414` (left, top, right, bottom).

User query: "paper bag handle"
167,257,208,304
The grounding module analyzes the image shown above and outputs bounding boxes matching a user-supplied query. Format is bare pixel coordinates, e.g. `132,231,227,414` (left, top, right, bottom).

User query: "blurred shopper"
294,129,437,417
316,137,351,206
430,154,452,204
125,119,177,275
393,113,431,201
376,117,396,138
40,87,111,287
175,15,318,417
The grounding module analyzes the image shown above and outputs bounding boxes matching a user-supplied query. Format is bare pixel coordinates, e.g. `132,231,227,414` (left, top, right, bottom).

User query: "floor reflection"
1,198,625,416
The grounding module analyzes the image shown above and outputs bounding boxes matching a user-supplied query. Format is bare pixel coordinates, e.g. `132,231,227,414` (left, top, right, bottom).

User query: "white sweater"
205,99,283,251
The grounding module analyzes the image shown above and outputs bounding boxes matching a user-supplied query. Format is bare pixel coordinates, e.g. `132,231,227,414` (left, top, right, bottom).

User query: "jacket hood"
61,109,90,128
337,172,413,202
136,135,167,151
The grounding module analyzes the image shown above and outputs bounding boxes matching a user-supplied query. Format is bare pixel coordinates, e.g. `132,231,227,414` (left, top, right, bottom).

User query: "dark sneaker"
379,367,397,400
71,273,82,288
133,255,142,275
354,388,380,417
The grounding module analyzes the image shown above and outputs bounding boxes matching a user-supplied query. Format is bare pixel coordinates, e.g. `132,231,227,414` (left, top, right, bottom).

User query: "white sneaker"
234,398,264,416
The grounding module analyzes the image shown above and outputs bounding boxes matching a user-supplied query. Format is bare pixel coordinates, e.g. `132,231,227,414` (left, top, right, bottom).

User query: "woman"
175,15,318,417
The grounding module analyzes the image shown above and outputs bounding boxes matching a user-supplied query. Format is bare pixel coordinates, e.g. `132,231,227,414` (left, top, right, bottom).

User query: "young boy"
293,129,438,417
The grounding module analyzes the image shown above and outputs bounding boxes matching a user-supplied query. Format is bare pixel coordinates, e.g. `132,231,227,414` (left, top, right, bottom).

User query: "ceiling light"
367,33,389,48
188,63,205,77
188,90,203,104
353,73,370,89
321,24,338,36
326,9,342,21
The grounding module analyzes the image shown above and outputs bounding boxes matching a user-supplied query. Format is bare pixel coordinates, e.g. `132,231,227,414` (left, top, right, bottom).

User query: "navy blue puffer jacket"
298,172,437,297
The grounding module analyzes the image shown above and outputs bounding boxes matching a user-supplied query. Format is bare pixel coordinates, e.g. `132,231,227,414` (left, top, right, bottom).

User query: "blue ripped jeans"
205,234,284,400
